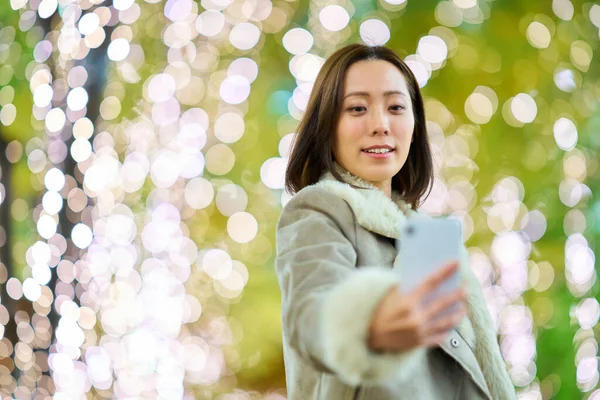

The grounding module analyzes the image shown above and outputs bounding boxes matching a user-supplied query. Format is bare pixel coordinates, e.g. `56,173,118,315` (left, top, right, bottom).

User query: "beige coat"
275,167,517,400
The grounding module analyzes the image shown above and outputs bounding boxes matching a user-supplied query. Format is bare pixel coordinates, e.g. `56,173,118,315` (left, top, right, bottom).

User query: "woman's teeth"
364,148,393,154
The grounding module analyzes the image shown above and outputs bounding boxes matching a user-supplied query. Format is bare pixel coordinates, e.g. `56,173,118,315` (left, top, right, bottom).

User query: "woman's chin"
341,160,402,184
354,168,398,185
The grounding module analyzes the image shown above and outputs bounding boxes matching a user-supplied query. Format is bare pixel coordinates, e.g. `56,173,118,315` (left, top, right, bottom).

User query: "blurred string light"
554,3,600,397
46,0,277,398
10,0,117,398
60,0,261,398
439,3,597,398
1,1,286,399
4,0,271,398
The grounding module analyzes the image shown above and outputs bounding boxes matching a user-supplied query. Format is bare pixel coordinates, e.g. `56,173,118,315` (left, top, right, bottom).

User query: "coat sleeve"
275,187,427,385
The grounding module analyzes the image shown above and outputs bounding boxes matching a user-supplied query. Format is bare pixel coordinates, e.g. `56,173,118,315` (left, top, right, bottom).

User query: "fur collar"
314,164,427,239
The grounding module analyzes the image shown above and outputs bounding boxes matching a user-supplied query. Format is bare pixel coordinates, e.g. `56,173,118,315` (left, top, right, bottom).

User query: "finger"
426,307,466,335
412,261,459,298
422,331,452,348
422,288,466,319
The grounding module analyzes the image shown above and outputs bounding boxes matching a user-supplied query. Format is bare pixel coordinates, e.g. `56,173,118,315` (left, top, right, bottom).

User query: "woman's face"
333,59,415,195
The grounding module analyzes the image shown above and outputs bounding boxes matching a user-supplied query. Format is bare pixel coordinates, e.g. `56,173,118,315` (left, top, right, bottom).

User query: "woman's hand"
367,261,467,352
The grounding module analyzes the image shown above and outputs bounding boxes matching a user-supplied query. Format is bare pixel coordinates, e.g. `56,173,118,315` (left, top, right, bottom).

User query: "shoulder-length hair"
284,43,433,209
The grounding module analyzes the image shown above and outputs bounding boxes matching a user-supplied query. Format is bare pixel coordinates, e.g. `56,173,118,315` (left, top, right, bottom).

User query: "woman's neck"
331,162,393,198
366,179,393,198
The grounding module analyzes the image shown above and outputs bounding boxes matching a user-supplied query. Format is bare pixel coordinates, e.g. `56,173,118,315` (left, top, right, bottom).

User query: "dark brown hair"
284,43,433,209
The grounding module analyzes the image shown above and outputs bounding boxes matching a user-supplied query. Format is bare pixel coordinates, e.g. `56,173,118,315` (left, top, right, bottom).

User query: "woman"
275,44,517,400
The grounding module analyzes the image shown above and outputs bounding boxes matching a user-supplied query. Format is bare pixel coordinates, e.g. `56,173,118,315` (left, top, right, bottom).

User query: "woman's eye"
346,105,404,113
348,106,366,112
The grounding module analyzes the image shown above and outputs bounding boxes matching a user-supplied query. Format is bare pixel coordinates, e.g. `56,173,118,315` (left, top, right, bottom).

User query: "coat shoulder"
283,186,354,216
279,186,356,230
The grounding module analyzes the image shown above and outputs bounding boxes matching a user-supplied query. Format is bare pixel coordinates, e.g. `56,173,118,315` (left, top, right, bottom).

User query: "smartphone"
395,217,463,299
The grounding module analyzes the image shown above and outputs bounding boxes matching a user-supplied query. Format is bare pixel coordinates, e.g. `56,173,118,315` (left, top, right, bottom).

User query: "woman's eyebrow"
343,90,407,99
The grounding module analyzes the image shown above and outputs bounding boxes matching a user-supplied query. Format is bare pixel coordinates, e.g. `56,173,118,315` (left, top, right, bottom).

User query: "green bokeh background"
1,0,599,398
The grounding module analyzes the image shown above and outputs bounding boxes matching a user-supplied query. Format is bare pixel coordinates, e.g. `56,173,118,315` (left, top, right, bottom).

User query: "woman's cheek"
349,120,364,137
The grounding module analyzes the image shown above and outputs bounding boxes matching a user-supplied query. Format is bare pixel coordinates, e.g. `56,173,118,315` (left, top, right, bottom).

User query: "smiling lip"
361,145,395,159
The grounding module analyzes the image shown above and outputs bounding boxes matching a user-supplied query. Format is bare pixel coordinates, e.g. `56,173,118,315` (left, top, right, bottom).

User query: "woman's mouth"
361,146,395,158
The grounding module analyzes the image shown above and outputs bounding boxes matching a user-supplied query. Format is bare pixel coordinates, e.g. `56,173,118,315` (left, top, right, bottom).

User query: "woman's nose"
372,125,389,136
370,111,390,136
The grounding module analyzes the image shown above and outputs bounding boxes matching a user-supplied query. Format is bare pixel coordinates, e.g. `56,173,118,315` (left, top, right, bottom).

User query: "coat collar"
314,164,426,239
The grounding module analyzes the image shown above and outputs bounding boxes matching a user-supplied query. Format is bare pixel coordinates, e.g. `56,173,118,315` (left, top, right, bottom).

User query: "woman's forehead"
343,60,409,94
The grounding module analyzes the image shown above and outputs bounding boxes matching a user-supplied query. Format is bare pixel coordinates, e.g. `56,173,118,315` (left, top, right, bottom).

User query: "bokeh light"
319,5,350,32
